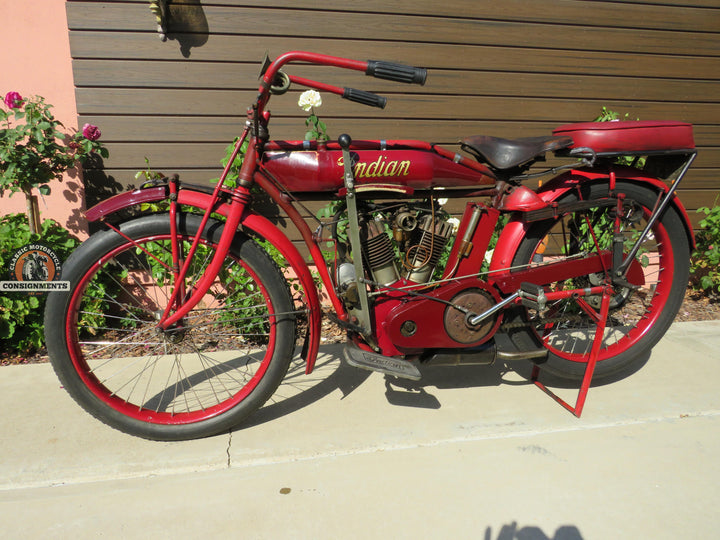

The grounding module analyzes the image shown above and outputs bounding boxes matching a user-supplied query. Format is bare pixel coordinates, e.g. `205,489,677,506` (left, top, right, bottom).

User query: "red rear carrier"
553,121,695,155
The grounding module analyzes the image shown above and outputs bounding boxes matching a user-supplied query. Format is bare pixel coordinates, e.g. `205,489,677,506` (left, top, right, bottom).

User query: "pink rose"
82,123,101,141
4,91,23,109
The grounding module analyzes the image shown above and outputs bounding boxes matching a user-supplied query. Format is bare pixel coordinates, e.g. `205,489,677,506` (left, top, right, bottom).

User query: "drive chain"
500,313,591,330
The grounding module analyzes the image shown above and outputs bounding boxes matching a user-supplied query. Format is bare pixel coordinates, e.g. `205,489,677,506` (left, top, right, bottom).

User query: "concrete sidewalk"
0,321,718,539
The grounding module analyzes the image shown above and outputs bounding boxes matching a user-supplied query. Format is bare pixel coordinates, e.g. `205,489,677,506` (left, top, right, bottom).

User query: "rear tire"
510,181,689,380
45,213,296,440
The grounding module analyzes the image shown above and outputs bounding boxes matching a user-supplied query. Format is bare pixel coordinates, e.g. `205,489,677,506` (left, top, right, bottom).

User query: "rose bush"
1,92,107,232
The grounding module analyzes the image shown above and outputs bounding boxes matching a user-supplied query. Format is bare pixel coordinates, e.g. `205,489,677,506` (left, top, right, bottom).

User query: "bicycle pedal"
343,344,421,381
519,282,547,311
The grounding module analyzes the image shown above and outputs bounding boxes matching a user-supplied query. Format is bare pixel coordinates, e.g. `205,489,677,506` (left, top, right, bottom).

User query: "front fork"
157,130,254,330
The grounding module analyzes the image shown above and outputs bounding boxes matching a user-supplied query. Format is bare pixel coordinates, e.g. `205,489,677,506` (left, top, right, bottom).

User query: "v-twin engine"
335,202,455,299
361,205,454,286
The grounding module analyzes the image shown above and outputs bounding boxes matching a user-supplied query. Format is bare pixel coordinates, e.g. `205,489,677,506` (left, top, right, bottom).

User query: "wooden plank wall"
66,0,720,235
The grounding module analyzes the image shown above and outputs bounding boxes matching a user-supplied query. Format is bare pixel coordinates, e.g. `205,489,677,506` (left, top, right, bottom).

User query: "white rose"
435,187,448,206
484,248,494,265
298,90,322,112
447,217,460,234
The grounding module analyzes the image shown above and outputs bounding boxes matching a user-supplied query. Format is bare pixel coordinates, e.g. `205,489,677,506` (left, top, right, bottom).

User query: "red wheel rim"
534,207,675,363
65,233,278,424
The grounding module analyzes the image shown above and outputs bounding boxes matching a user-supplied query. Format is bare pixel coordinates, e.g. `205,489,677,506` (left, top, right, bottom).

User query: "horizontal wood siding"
67,0,720,242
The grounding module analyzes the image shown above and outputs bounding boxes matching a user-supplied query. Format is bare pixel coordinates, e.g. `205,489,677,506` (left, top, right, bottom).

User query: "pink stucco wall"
0,1,87,237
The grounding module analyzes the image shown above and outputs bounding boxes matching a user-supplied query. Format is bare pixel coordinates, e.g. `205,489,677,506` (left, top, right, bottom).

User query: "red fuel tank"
260,140,494,193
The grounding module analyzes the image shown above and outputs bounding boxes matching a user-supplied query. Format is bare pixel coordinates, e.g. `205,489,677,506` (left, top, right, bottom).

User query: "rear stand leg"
531,286,612,417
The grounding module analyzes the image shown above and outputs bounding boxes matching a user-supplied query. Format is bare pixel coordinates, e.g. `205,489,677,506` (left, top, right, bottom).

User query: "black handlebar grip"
343,88,387,109
366,60,427,85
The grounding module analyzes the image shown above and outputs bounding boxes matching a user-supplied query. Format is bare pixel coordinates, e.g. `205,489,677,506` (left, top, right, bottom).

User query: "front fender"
489,168,695,278
84,185,322,373
177,189,322,374
84,186,168,222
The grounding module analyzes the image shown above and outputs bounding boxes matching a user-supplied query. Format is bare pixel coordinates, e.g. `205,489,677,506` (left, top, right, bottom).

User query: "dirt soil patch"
674,287,720,322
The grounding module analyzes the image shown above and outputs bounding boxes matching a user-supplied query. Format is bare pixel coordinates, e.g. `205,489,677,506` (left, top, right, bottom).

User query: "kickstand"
531,287,612,417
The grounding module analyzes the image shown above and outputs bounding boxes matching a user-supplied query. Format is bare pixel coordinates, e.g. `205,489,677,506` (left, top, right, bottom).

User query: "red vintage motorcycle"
45,52,696,440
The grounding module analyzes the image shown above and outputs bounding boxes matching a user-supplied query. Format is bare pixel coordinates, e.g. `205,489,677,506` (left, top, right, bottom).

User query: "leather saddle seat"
460,135,574,170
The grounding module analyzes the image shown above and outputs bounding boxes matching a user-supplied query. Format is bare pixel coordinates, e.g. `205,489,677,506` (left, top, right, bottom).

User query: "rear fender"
85,186,322,373
489,168,695,278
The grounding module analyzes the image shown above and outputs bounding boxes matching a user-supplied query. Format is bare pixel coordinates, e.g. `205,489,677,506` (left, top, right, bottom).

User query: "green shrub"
691,204,720,295
0,214,81,354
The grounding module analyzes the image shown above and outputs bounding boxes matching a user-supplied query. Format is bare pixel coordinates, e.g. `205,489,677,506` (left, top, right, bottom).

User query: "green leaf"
0,322,15,340
38,184,51,195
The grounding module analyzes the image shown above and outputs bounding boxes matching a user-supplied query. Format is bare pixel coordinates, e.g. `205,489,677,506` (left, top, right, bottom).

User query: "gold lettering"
343,156,412,178
365,156,382,178
377,158,387,177
353,162,367,177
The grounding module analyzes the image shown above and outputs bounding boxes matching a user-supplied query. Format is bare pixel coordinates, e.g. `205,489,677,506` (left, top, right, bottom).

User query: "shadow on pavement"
243,347,371,428
240,342,653,427
486,522,584,540
245,345,543,424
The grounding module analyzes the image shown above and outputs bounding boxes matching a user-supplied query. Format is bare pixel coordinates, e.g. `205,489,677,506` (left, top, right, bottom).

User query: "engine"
334,201,455,302
331,200,502,350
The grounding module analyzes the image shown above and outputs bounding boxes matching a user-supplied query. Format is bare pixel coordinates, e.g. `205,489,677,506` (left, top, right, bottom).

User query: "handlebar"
343,88,387,109
366,60,427,85
258,51,426,111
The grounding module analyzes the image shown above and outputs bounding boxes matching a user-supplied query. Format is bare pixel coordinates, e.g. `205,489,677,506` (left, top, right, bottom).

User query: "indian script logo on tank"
0,243,70,295
337,155,411,179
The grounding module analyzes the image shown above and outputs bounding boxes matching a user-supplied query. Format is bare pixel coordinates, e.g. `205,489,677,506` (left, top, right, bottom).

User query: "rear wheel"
45,213,296,440
510,181,690,380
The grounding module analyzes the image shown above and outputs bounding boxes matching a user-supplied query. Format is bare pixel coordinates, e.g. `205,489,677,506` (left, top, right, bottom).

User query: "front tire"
45,214,296,440
510,181,690,380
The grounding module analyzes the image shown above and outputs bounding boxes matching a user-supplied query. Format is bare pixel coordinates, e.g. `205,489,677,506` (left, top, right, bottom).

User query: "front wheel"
44,213,297,440
510,181,690,380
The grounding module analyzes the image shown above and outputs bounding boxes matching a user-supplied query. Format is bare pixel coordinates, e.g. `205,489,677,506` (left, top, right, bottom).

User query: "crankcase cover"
383,281,502,353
